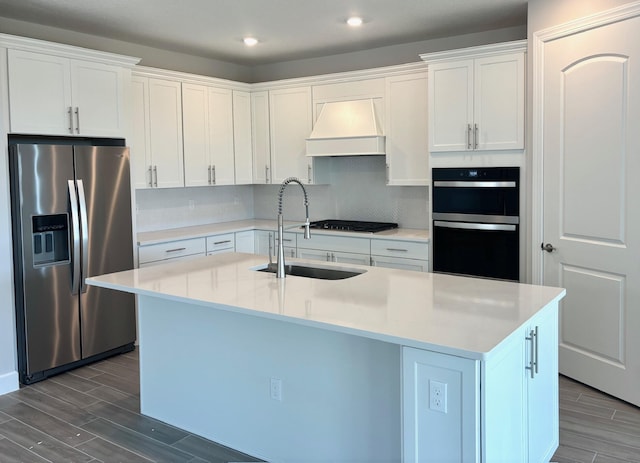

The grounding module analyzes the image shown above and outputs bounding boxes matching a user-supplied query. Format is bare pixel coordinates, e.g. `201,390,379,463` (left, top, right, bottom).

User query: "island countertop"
87,252,565,360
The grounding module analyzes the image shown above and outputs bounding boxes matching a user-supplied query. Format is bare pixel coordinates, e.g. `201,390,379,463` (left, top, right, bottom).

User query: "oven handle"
433,181,516,188
433,213,519,224
434,221,517,232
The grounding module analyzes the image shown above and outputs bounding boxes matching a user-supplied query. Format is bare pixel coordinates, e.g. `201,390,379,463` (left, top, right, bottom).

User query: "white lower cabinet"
297,234,370,266
206,233,235,256
138,238,206,267
403,302,558,462
254,231,297,258
234,230,255,254
371,239,429,272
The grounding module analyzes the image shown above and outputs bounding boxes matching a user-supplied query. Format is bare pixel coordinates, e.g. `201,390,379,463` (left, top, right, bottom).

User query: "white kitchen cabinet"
255,231,296,258
370,238,429,272
206,233,235,256
297,234,370,265
233,91,253,185
251,91,271,184
235,230,255,253
424,41,525,152
7,49,127,137
384,72,429,185
132,76,185,188
138,238,206,267
269,86,313,184
182,83,235,187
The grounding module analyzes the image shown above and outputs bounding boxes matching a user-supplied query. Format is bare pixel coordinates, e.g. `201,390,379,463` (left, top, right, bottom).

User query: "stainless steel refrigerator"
9,142,136,384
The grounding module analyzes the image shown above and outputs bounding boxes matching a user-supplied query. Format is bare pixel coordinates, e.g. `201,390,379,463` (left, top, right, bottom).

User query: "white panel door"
70,60,124,136
233,91,254,185
251,91,271,184
542,15,640,405
7,49,72,135
131,76,152,189
182,83,210,187
208,87,235,185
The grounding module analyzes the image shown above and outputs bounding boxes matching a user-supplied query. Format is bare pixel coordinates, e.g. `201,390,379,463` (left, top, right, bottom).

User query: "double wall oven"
432,167,520,281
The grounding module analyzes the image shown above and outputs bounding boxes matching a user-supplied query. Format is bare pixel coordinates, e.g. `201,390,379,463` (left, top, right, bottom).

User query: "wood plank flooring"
0,349,263,463
552,375,640,463
1,349,639,462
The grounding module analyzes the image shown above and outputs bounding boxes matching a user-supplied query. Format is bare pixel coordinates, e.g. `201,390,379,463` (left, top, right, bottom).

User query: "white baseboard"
0,370,19,395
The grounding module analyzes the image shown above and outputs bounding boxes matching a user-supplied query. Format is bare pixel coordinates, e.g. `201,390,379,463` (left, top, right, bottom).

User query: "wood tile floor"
1,349,639,462
552,375,640,463
0,349,263,463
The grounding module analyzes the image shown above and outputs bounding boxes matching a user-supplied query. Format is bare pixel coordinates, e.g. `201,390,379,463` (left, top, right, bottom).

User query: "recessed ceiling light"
347,16,363,27
243,37,258,46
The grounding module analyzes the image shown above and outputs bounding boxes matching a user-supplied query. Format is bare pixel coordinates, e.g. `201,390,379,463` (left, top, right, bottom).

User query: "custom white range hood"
306,99,385,156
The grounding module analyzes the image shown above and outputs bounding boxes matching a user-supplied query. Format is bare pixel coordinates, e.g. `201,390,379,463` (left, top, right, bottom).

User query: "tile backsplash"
136,156,429,232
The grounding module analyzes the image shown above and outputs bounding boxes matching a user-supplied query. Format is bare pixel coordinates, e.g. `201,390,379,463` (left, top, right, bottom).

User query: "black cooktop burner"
307,219,398,233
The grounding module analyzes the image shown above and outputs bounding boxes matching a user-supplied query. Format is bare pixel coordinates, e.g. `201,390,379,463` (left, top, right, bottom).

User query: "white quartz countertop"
137,219,430,246
87,253,564,360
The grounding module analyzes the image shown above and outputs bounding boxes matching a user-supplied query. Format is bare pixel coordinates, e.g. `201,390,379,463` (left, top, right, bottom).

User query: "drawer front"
370,239,429,260
206,233,235,253
139,238,206,264
298,234,370,254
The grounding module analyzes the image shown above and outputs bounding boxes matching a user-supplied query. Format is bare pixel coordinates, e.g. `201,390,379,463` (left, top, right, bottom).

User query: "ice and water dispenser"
32,214,70,266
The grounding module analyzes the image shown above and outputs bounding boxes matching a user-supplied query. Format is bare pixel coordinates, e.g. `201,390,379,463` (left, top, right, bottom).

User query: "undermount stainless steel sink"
255,263,365,280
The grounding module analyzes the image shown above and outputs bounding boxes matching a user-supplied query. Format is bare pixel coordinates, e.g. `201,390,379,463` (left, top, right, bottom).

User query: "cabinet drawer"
371,239,428,260
298,234,370,254
139,238,206,264
206,233,235,253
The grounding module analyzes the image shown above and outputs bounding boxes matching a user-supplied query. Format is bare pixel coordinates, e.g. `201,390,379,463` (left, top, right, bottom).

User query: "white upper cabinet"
385,72,429,185
423,41,526,152
251,91,271,184
132,75,184,189
269,86,313,184
233,90,253,185
182,83,235,186
7,48,132,137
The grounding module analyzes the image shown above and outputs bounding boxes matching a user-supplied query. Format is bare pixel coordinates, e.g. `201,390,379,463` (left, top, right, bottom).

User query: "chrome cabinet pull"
213,240,231,245
467,124,472,149
386,248,408,252
148,166,153,187
265,165,270,184
212,165,216,185
75,107,80,134
308,164,312,184
165,247,187,253
385,163,390,183
68,107,73,133
153,165,158,187
474,123,479,149
208,166,212,185
525,326,539,379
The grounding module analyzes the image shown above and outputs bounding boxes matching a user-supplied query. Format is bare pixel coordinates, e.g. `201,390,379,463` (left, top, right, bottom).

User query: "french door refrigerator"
9,142,136,384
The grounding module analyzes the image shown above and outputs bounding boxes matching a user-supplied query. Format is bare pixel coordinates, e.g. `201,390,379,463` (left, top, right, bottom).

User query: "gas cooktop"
307,219,398,233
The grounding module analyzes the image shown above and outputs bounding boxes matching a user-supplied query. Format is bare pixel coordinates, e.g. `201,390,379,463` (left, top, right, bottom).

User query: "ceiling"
0,0,528,65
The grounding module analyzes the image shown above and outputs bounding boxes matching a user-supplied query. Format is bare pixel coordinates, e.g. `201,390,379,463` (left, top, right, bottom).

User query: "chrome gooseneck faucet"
277,177,311,278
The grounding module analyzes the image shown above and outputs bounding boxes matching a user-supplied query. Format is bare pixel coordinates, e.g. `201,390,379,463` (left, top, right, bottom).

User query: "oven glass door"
433,221,519,281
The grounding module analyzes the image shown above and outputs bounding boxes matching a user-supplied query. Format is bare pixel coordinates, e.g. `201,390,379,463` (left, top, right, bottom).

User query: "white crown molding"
133,65,252,91
419,39,527,63
0,33,140,67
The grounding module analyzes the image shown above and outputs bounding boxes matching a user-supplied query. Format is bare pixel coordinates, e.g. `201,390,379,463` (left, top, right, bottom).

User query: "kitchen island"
87,253,565,463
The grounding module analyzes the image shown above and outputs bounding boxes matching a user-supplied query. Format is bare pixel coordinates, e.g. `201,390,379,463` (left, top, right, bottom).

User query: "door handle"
75,107,80,134
68,180,81,295
77,180,89,293
68,107,73,134
541,243,556,253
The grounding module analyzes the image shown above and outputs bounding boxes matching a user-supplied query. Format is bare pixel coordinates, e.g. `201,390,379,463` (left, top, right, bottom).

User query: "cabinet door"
298,248,331,262
331,251,370,266
269,86,313,184
385,73,429,185
148,78,184,188
235,230,255,253
526,305,559,462
474,53,525,150
251,91,271,184
182,83,210,187
233,91,254,184
7,49,72,135
70,59,124,136
428,60,474,152
371,256,428,272
208,87,235,185
131,76,152,189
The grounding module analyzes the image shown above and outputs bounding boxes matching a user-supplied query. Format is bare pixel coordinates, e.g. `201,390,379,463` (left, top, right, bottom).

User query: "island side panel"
137,295,402,463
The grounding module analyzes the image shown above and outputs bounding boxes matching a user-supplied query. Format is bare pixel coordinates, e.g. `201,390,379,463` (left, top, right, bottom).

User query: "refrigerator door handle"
68,180,81,295
77,179,90,293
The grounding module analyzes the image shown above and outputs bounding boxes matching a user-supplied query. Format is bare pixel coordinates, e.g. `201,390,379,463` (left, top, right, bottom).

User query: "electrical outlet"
270,377,282,401
429,380,447,413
